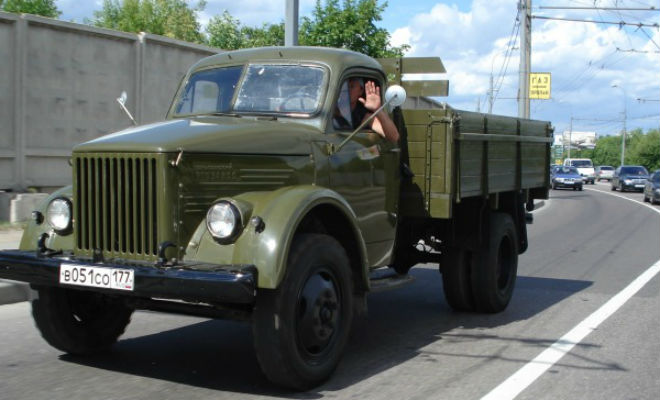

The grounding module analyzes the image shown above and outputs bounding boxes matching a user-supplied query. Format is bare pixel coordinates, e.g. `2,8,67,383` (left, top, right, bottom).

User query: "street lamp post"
612,84,627,166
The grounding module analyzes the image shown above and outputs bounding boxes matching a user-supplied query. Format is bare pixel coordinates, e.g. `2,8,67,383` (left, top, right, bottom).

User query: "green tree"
592,134,623,167
206,11,283,49
627,128,660,171
90,0,206,44
299,0,409,58
1,0,60,17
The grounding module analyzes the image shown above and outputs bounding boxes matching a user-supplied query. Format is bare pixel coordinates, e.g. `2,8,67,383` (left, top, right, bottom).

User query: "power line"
617,47,660,53
532,15,660,28
539,6,659,11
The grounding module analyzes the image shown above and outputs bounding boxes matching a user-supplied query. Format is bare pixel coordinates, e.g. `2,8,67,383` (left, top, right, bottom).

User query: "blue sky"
56,0,660,138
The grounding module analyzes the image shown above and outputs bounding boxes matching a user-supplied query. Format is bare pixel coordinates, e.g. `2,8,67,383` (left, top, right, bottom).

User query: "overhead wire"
482,6,521,111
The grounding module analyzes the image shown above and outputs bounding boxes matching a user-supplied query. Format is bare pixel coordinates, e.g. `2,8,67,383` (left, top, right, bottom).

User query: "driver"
335,78,400,143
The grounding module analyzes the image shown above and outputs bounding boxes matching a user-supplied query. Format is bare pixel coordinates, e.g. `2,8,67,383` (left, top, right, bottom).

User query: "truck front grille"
74,154,159,259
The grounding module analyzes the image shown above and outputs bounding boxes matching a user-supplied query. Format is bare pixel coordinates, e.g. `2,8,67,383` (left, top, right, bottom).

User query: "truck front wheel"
471,213,518,313
252,234,354,390
31,286,133,355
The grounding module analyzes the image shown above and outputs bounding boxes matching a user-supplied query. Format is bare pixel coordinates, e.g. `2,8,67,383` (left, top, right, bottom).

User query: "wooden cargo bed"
399,107,553,219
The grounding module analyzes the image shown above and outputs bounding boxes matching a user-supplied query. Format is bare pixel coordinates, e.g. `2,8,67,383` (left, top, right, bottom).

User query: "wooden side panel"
399,107,552,218
400,109,452,218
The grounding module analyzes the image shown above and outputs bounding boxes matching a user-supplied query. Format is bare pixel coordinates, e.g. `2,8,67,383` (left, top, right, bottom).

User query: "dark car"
551,166,583,190
611,165,649,192
643,170,660,204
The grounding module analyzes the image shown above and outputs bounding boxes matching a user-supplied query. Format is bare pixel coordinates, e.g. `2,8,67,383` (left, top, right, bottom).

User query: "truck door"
322,76,400,267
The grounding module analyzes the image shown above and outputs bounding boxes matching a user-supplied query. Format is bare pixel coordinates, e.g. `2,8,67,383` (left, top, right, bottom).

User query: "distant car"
551,166,583,191
564,158,595,184
595,165,615,181
611,165,649,192
643,170,660,204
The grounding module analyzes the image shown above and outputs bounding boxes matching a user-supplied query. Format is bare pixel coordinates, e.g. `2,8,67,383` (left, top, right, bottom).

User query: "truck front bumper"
0,250,257,305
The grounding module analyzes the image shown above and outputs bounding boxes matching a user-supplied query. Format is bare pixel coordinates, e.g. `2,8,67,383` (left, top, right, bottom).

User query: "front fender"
183,185,369,289
19,186,75,252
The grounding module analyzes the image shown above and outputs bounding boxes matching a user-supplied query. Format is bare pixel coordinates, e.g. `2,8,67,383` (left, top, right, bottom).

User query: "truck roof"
191,46,384,74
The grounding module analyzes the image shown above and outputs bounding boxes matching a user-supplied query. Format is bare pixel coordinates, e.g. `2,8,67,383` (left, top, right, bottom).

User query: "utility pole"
612,84,627,166
488,73,494,114
285,0,299,46
518,0,531,119
568,116,573,160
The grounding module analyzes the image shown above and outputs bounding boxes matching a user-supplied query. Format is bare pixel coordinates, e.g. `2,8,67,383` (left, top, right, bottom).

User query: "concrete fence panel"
0,12,220,192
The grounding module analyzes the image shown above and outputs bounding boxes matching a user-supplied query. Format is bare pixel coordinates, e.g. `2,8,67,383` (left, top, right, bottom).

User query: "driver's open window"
332,76,384,132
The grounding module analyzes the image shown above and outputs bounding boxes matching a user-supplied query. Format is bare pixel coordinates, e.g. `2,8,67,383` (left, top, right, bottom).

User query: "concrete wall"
0,12,220,191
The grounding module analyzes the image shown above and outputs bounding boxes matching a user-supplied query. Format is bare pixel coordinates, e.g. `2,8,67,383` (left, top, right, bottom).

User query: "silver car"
595,165,615,181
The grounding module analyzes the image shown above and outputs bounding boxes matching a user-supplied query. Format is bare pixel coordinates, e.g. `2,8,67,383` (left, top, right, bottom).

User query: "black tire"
31,286,133,355
551,182,557,190
252,234,354,390
611,183,616,191
643,193,649,202
441,247,475,312
578,185,583,191
470,213,518,313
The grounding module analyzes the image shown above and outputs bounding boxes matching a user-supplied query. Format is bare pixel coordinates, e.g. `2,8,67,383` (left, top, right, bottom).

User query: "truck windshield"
173,64,326,117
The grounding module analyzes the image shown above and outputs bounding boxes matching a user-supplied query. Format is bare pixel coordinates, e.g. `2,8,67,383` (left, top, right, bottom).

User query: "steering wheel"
279,94,318,112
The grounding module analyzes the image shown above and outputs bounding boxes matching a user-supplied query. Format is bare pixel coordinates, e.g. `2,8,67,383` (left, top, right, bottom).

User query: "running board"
369,268,415,292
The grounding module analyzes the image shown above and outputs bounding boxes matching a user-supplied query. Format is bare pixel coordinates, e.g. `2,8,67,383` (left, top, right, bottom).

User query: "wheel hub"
297,270,340,356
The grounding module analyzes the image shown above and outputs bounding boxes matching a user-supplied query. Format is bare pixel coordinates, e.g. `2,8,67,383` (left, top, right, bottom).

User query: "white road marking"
481,188,660,400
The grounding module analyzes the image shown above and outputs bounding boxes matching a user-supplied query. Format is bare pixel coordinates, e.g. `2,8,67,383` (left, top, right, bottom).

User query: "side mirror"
116,91,137,126
385,85,407,108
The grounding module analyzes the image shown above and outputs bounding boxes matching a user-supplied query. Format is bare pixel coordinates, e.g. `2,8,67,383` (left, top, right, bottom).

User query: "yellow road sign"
530,72,551,99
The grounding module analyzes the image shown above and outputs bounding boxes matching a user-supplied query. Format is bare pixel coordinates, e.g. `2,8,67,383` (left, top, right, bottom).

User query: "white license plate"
635,185,645,188
60,264,134,291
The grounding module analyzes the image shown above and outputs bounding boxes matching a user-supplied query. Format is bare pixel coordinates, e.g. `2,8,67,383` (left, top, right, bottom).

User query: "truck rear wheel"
31,286,133,355
252,234,354,390
441,247,475,312
471,213,518,313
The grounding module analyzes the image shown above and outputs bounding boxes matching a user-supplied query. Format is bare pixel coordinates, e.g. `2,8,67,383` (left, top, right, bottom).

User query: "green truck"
0,47,552,390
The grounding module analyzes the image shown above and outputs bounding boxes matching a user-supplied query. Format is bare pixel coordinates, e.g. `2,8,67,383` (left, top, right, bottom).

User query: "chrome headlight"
46,198,72,235
206,201,242,243
624,179,632,184
556,177,565,182
655,188,660,194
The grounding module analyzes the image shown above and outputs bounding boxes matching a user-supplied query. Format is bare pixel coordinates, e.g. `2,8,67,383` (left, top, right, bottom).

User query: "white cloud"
395,0,659,134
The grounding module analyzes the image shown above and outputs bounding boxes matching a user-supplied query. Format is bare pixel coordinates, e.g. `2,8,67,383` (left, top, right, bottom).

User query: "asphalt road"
1,182,659,400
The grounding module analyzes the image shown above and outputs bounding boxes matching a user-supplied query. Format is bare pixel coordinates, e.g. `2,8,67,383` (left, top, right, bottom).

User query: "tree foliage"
1,0,60,17
206,11,283,49
91,0,206,44
588,128,660,171
299,0,408,57
207,1,408,57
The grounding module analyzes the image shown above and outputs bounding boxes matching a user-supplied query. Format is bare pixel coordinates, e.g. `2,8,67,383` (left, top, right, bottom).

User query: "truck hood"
73,117,317,155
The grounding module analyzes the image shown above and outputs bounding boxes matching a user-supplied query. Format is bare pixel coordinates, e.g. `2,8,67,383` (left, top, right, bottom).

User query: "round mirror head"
385,85,406,107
